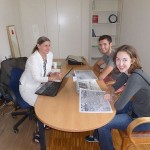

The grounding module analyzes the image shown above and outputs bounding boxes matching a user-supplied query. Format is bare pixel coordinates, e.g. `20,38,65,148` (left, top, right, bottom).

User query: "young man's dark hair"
98,35,112,44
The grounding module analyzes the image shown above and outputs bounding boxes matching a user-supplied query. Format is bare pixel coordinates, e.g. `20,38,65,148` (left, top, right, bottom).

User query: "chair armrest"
127,117,150,145
0,82,17,108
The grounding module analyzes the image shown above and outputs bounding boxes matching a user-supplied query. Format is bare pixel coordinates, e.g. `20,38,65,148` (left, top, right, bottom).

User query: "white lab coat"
19,50,53,106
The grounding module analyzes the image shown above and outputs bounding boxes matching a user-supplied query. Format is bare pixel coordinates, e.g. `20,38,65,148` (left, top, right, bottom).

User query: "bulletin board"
6,25,21,58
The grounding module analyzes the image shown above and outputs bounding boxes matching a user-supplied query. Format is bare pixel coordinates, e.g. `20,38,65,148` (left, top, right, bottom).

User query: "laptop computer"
35,68,73,97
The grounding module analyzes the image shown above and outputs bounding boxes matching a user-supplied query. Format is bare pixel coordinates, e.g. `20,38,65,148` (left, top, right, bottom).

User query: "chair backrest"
9,67,31,109
118,117,150,150
0,57,31,108
0,57,27,85
0,57,27,103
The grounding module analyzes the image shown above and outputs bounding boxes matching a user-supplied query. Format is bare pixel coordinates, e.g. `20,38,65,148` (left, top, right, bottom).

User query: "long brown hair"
32,36,50,53
113,45,142,74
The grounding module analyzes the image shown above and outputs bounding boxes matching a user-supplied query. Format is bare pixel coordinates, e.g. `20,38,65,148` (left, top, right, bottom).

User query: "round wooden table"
35,77,115,132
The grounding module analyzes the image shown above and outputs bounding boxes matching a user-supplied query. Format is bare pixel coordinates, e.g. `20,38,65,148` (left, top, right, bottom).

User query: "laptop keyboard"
36,82,61,96
35,68,73,96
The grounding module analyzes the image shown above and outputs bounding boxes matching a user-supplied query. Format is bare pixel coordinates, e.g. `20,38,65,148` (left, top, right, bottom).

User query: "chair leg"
13,114,28,133
12,111,27,117
121,139,129,150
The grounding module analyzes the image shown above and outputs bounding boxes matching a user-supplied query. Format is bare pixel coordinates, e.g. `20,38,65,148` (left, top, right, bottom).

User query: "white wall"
0,0,23,63
19,0,47,57
2,0,150,72
120,0,150,75
19,0,90,59
82,0,90,60
0,0,90,64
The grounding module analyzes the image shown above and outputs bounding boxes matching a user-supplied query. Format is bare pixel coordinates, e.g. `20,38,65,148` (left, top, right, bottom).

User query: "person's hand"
48,72,63,82
52,72,62,77
104,93,112,101
99,68,103,73
103,85,115,101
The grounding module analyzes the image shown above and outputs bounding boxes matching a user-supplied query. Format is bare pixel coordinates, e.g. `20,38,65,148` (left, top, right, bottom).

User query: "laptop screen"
62,67,73,80
35,67,73,96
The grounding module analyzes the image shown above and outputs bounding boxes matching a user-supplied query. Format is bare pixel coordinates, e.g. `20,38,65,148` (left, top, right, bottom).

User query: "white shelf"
93,10,119,13
92,45,98,47
92,35,117,39
89,0,122,65
93,0,119,11
92,45,116,48
91,57,100,60
92,22,119,25
92,37,99,39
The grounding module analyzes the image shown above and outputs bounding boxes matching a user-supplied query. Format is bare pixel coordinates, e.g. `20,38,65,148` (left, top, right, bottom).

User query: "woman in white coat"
19,36,62,106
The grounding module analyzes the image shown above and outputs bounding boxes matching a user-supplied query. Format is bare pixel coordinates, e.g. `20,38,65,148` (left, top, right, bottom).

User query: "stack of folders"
74,70,101,94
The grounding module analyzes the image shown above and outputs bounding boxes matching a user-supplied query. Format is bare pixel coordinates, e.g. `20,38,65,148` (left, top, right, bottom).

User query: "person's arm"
93,57,105,73
98,65,114,80
95,54,115,80
28,56,49,83
28,52,54,83
114,74,142,111
104,73,128,101
112,73,128,90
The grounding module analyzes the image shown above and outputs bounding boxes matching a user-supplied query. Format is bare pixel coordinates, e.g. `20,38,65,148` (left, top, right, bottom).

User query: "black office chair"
0,58,46,149
0,57,27,105
0,57,34,133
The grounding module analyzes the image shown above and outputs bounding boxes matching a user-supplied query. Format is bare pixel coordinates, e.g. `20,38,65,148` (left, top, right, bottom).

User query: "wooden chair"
118,117,150,150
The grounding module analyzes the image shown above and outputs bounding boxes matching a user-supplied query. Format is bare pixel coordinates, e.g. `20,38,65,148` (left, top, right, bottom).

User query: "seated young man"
93,35,118,84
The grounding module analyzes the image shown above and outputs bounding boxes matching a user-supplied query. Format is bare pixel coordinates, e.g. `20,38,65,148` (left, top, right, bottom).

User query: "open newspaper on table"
79,89,112,113
75,80,101,93
74,70,100,93
74,70,98,81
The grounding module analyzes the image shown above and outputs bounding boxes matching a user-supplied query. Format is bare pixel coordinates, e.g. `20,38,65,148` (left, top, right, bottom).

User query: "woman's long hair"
32,36,50,53
113,45,142,74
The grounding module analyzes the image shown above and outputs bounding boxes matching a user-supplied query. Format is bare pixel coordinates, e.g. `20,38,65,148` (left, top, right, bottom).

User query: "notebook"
35,68,73,96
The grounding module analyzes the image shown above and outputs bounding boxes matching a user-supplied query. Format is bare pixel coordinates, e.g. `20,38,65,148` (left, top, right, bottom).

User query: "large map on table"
79,89,112,113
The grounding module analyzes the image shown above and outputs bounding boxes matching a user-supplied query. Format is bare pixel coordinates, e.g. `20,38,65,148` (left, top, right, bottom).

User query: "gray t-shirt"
113,69,150,117
102,50,115,68
102,50,119,79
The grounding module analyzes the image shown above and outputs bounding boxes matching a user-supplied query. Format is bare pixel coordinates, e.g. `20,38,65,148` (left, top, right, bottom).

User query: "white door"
57,0,82,58
46,0,82,58
45,0,59,58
